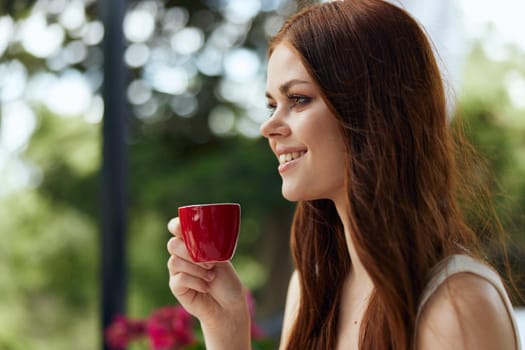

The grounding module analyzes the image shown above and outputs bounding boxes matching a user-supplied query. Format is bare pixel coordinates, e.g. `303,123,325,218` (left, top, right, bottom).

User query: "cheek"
309,117,345,155
314,123,347,177
321,141,346,178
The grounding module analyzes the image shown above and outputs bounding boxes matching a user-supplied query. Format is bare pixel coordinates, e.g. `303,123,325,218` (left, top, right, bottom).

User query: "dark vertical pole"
99,0,127,349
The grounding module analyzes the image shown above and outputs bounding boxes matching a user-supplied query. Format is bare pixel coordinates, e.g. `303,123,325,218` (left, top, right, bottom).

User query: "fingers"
169,270,210,295
167,236,216,299
167,217,180,237
167,255,215,283
167,236,185,257
167,236,194,264
166,218,192,263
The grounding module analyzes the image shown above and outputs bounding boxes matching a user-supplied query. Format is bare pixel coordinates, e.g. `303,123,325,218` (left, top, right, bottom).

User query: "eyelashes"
266,94,312,117
288,94,311,106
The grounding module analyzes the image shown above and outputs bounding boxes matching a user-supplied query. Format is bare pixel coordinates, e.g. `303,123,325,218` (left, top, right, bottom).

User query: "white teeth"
278,151,306,164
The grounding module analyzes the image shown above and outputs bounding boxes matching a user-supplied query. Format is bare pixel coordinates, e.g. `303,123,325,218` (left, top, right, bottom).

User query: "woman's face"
260,43,347,202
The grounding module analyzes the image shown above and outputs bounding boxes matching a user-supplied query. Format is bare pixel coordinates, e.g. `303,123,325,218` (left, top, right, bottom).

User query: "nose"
259,113,290,139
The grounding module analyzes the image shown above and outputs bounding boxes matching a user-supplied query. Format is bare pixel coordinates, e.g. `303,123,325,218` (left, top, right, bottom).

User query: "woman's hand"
167,217,251,350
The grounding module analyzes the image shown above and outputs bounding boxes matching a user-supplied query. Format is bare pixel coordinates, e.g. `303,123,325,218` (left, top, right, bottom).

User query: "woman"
167,0,521,349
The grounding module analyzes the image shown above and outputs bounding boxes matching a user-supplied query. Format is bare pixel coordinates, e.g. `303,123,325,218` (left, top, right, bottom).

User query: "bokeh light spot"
63,40,88,65
196,47,223,76
22,12,65,58
162,7,189,33
171,27,204,55
0,60,27,103
124,9,155,43
83,21,104,46
45,70,92,116
209,105,235,135
146,64,188,95
0,101,37,153
223,48,260,82
127,79,152,105
224,0,261,23
125,43,150,68
58,0,86,31
505,71,525,110
0,16,14,57
170,94,198,117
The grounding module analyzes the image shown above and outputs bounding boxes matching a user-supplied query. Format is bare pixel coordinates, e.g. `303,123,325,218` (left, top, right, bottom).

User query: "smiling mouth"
278,151,306,165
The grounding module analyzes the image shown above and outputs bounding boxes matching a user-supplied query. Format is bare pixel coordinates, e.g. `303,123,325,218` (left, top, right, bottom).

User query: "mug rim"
178,203,240,210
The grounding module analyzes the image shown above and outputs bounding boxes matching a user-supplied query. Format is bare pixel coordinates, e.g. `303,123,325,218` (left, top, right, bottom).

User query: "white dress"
415,254,522,349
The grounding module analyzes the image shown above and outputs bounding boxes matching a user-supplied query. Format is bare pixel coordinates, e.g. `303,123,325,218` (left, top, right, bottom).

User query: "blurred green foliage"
458,43,525,246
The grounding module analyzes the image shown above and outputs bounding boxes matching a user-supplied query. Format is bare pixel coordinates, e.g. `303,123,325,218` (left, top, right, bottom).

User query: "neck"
333,194,374,294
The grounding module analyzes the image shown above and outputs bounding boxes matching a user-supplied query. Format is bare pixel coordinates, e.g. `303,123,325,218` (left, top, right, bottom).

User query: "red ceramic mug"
178,203,241,262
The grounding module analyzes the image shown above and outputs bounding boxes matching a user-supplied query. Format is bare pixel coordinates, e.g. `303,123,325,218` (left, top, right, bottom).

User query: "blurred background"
0,0,524,349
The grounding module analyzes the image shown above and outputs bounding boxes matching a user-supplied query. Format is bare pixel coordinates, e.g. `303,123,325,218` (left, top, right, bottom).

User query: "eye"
288,94,311,106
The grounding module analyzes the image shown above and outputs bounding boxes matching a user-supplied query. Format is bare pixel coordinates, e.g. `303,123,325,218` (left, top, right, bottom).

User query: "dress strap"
415,254,521,349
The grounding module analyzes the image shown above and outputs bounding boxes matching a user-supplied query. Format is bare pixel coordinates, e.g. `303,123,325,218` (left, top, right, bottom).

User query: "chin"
282,191,298,202
281,185,315,202
281,186,302,202
282,182,340,203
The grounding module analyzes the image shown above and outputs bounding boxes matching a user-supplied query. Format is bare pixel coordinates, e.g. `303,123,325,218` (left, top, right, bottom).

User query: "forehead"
267,43,313,88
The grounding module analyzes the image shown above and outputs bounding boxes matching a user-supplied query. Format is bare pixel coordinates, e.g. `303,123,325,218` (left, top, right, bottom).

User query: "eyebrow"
265,79,311,99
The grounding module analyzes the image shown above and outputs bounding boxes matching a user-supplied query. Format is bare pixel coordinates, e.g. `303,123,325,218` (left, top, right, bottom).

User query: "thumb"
167,217,180,238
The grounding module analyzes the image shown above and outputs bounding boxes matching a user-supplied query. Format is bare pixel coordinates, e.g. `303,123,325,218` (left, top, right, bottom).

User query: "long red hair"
268,1,487,349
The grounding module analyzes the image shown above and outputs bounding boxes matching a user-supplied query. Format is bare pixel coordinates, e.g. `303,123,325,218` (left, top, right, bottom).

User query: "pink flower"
106,315,146,350
146,306,195,350
105,293,269,349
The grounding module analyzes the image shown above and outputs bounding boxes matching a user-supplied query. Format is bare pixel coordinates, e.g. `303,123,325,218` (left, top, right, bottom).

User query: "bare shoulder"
416,272,517,349
279,270,300,350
